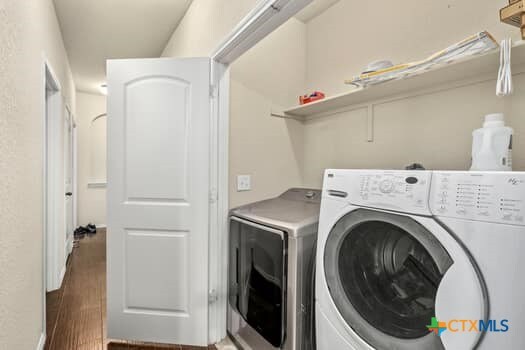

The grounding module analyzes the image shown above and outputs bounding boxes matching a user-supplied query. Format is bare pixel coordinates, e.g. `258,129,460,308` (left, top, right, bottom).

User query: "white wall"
301,0,525,187
76,92,107,227
0,0,76,349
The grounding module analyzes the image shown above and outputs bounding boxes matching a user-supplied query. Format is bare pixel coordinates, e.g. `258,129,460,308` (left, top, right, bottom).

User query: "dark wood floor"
45,229,216,350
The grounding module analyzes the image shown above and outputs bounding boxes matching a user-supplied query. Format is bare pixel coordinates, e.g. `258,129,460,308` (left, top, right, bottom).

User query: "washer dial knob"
379,179,395,193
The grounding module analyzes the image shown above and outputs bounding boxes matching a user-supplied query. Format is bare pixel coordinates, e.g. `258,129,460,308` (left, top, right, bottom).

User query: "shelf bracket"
270,111,287,118
367,104,374,142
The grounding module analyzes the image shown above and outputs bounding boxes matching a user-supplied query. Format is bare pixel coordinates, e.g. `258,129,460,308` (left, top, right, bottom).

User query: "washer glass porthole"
324,209,453,349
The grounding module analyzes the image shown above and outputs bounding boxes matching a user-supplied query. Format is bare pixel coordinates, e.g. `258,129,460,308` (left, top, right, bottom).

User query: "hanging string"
496,38,513,96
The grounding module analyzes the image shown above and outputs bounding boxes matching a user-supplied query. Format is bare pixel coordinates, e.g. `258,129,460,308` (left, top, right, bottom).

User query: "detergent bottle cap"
483,113,505,127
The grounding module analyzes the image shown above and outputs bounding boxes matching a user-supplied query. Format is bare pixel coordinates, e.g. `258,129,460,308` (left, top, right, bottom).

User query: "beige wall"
302,0,525,187
229,79,305,208
0,0,76,349
162,0,525,205
229,18,307,207
76,92,107,227
305,0,521,96
161,0,308,208
161,0,258,58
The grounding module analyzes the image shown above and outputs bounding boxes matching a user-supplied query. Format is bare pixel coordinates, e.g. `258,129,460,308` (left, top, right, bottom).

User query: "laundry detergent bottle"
470,113,513,171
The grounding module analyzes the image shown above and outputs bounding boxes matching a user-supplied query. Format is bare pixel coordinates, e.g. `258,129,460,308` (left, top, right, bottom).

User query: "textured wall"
76,92,107,227
0,1,75,349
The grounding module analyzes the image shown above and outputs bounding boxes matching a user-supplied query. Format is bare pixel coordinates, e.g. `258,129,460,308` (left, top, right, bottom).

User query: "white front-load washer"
315,169,525,350
430,171,525,349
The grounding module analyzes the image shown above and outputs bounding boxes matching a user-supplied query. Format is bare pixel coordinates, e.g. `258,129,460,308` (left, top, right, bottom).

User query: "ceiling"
295,0,340,22
53,0,193,95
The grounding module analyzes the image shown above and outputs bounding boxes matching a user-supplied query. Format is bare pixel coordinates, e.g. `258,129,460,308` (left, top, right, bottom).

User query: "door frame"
41,56,64,343
208,0,312,343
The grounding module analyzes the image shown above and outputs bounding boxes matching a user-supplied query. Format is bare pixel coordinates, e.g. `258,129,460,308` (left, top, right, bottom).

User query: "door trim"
208,0,312,343
36,332,46,350
211,0,313,64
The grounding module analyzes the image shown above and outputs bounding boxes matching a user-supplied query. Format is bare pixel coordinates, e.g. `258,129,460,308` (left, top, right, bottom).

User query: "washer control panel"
358,172,432,213
430,171,525,225
323,170,432,215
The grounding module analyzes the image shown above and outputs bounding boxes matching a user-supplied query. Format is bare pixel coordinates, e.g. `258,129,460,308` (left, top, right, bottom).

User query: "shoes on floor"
74,226,88,238
74,223,97,238
87,223,97,234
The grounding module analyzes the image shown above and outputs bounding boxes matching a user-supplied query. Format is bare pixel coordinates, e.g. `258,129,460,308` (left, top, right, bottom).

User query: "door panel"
125,77,190,201
125,229,189,313
107,57,210,346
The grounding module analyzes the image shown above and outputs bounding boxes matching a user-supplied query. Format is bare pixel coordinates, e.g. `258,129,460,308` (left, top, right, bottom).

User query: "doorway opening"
44,61,64,294
43,60,77,348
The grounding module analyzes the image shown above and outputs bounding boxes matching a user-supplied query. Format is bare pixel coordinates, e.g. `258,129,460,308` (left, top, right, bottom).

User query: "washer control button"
379,180,395,193
405,176,418,184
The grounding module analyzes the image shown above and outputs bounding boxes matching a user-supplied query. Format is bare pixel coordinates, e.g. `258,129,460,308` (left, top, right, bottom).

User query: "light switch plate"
237,175,251,191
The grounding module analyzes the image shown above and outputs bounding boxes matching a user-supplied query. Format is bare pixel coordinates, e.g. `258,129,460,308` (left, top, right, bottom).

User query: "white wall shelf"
272,41,525,121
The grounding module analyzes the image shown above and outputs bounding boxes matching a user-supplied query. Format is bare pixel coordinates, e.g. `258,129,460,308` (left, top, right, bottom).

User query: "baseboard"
218,333,240,350
58,264,66,287
36,332,45,350
67,235,73,254
228,332,249,350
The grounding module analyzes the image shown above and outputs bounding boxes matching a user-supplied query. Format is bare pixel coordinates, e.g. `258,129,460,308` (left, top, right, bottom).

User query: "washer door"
324,209,458,349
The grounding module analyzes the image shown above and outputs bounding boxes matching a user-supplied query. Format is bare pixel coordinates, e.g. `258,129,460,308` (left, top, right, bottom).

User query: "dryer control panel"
430,171,525,225
323,169,432,215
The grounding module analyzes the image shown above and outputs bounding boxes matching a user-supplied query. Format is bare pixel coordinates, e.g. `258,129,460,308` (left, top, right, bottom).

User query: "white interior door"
107,57,211,346
64,109,74,253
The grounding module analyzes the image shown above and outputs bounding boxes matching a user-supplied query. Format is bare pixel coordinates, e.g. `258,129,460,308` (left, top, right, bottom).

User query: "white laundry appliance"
315,169,525,350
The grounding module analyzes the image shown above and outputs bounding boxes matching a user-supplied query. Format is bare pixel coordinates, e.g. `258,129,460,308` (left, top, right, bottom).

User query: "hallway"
45,230,215,350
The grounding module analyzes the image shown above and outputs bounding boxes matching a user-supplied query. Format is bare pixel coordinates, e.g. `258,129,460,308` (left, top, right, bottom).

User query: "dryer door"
323,208,485,350
229,216,287,348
